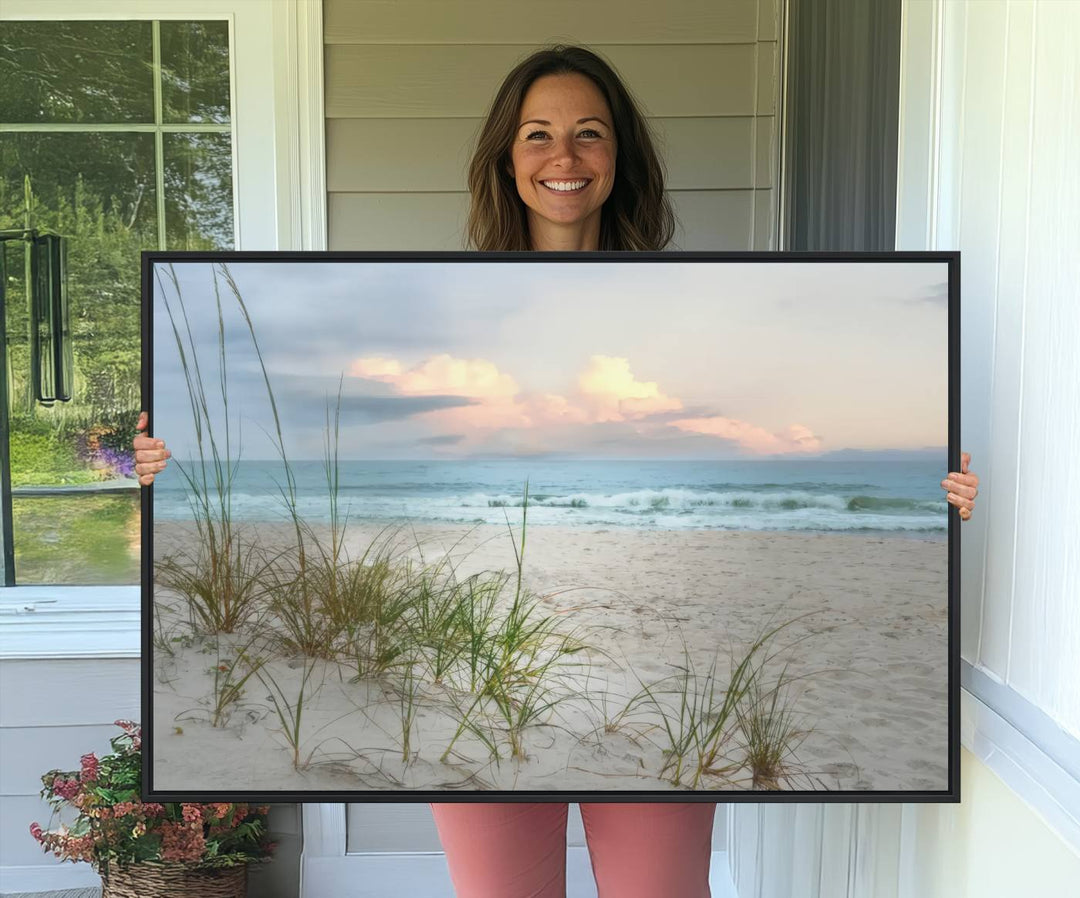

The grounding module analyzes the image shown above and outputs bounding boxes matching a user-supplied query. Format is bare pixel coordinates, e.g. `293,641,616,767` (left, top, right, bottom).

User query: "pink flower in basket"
29,721,274,879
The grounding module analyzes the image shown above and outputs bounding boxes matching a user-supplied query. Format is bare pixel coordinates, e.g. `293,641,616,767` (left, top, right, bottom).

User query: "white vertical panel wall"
900,0,1080,737
729,1,1080,895
999,1,1080,729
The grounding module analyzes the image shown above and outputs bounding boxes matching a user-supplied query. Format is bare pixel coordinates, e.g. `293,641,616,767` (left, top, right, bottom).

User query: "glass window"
160,21,231,125
0,22,155,124
0,19,234,585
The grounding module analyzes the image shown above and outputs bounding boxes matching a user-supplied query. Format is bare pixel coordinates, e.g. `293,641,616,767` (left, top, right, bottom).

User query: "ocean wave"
459,488,943,515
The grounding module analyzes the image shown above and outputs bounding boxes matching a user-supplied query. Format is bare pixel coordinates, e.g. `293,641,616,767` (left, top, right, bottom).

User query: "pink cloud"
668,417,823,455
429,392,593,434
346,353,689,446
349,356,402,378
577,356,683,422
349,353,518,399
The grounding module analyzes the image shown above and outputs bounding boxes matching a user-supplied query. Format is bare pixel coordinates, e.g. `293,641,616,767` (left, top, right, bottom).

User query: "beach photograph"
147,257,952,796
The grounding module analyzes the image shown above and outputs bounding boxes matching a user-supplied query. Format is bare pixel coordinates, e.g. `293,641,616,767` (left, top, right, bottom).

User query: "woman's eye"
523,129,602,140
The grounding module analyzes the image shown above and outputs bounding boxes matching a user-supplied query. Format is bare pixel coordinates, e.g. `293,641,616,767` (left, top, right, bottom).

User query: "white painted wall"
729,0,1080,894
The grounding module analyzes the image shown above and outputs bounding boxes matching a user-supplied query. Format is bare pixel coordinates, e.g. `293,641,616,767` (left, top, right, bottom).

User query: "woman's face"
508,73,617,244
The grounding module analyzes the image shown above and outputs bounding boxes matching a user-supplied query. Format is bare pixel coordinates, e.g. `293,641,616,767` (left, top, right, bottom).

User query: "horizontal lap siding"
0,657,300,896
0,724,127,795
326,117,767,192
0,660,140,728
328,187,761,250
324,0,781,252
324,1,761,45
0,658,139,868
325,45,760,118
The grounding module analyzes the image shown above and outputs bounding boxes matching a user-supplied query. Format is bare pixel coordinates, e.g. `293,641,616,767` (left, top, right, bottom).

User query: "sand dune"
151,521,949,795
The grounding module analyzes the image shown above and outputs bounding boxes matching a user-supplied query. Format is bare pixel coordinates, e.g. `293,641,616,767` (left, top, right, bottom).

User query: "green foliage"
13,494,139,585
8,429,92,485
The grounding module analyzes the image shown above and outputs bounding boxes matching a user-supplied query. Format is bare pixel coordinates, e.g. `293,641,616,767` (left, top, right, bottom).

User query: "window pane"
160,20,232,124
13,493,140,585
2,132,152,585
1,132,156,417
164,132,234,250
0,18,235,586
0,21,154,124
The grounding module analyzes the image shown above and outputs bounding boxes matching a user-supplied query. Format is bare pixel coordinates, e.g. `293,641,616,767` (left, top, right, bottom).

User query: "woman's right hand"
133,411,171,487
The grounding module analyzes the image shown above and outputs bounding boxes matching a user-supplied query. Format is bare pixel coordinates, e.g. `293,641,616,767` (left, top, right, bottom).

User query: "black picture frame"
141,250,960,805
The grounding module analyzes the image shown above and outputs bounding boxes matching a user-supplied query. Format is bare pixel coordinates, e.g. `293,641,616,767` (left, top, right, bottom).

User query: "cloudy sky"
150,260,949,461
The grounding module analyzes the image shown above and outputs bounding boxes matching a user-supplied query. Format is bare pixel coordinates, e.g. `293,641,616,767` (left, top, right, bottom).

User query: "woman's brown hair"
466,45,676,252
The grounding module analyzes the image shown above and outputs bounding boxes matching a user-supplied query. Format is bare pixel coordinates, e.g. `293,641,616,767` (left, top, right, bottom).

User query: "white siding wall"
323,0,782,251
0,660,141,882
0,653,300,898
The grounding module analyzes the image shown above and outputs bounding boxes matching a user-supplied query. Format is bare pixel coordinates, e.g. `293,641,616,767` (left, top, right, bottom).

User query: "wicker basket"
100,862,247,898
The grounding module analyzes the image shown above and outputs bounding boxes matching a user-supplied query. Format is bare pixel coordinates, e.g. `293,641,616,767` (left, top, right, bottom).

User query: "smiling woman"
465,45,675,253
507,72,618,250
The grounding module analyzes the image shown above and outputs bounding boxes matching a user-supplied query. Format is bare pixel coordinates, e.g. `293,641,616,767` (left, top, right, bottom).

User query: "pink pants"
430,802,716,898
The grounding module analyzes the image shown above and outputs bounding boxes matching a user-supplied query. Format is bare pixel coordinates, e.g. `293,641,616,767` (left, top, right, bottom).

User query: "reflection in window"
0,20,234,585
160,21,231,125
164,132,234,251
0,22,155,124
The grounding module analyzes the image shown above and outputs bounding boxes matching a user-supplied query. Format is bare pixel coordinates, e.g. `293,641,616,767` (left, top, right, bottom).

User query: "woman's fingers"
942,465,978,521
946,491,974,509
941,477,978,499
133,434,168,451
133,411,165,487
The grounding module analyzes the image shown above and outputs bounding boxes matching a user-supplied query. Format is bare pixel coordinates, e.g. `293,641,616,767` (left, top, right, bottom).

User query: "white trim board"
0,587,139,660
963,662,1080,784
961,687,1080,854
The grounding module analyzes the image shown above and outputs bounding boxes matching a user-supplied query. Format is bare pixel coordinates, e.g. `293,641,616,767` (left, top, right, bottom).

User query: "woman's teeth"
542,180,589,192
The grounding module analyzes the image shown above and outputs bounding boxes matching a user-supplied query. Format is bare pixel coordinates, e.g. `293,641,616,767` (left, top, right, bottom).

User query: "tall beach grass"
152,262,828,789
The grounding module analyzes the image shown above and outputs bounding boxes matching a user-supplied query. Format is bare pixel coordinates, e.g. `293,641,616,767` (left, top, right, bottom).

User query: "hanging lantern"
29,233,73,405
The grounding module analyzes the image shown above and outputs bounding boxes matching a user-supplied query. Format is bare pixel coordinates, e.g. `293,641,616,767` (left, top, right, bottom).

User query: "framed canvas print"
143,251,959,803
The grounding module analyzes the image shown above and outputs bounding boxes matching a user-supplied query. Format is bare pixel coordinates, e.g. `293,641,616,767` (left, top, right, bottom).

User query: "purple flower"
96,447,136,479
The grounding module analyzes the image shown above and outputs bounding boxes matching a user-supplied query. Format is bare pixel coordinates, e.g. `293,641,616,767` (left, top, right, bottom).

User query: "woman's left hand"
942,451,979,521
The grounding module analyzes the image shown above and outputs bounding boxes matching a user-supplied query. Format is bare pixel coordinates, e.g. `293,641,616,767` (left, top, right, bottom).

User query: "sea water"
153,459,947,538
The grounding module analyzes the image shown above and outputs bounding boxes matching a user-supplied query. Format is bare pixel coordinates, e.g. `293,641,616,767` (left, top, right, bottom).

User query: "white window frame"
0,0,326,660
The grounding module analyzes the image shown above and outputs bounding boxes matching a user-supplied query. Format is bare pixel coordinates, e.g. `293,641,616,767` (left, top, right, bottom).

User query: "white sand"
151,520,949,794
